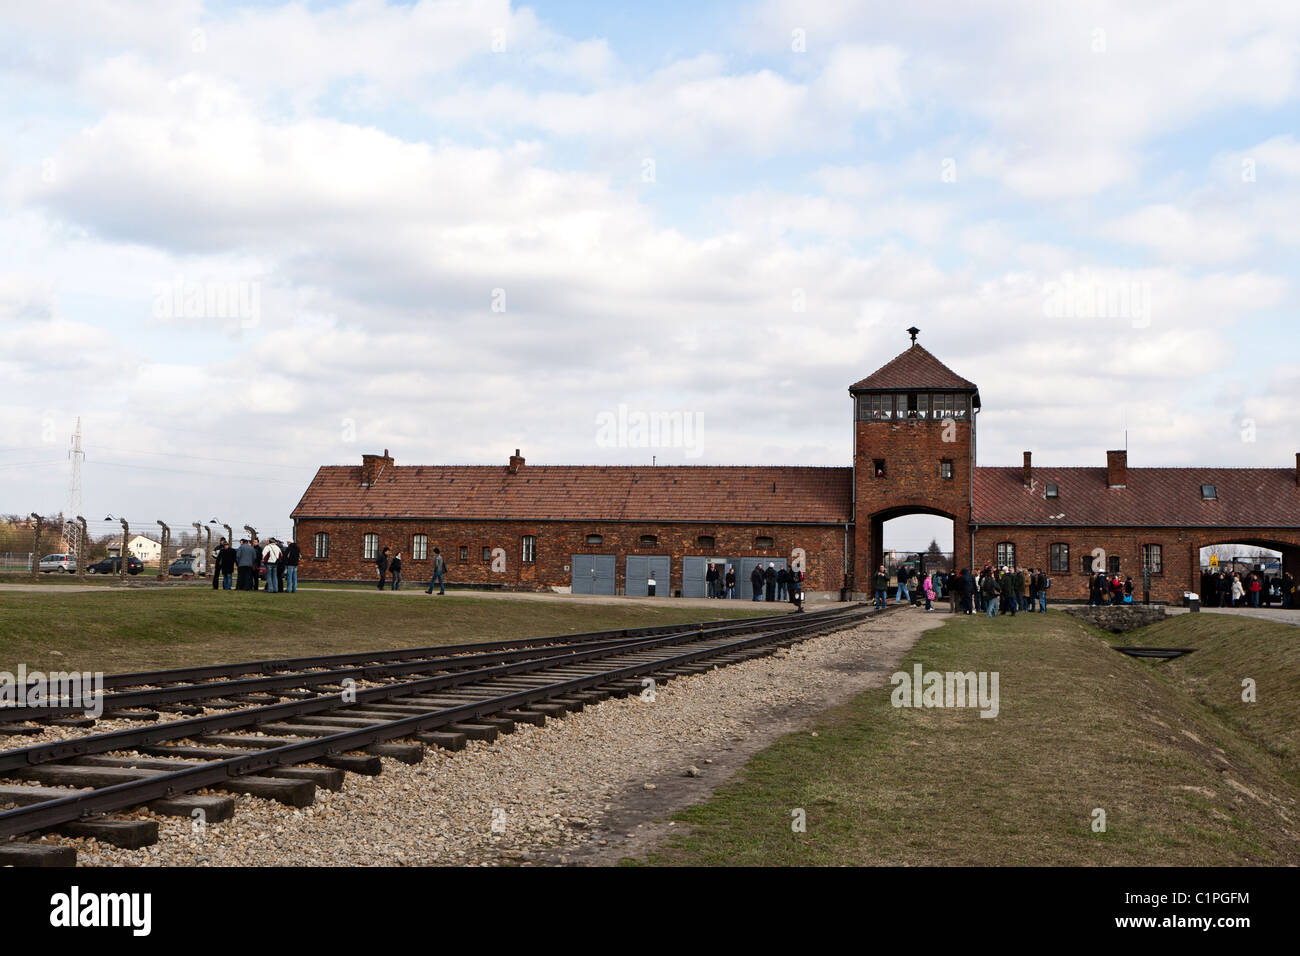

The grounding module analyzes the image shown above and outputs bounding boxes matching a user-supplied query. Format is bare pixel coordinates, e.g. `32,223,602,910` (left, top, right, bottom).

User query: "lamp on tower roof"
907,326,920,346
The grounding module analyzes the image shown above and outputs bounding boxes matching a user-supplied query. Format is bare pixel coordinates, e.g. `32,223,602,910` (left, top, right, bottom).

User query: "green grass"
640,610,1300,866
0,589,781,674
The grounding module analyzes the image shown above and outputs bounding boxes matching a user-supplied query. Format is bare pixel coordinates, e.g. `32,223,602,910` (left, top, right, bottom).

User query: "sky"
2,0,1298,551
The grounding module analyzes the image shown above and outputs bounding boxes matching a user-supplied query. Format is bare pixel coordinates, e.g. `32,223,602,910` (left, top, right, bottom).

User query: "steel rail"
0,604,877,837
0,605,863,774
3,609,820,720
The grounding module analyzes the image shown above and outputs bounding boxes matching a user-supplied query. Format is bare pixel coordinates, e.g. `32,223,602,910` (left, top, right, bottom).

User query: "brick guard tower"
849,330,980,592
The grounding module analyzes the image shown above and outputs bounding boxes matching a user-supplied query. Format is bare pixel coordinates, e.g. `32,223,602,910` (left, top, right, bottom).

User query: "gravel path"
68,607,945,867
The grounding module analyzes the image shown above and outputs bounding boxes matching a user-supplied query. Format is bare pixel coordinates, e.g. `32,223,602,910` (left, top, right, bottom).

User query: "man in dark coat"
284,539,300,593
217,540,237,591
776,566,789,601
1000,568,1017,616
705,562,719,599
376,547,390,590
750,564,764,601
764,562,777,601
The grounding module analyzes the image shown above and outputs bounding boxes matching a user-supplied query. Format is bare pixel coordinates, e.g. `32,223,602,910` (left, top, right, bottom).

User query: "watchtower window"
940,459,953,480
873,459,886,478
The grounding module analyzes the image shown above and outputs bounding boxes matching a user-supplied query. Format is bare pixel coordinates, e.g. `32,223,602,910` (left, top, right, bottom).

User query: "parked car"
38,553,77,573
168,558,198,577
86,556,143,575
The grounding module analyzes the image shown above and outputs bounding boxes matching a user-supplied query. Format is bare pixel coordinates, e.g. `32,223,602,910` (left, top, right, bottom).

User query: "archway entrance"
869,506,961,600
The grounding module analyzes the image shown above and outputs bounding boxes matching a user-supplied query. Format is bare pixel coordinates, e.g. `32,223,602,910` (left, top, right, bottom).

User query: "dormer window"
1046,484,1059,498
1201,484,1218,500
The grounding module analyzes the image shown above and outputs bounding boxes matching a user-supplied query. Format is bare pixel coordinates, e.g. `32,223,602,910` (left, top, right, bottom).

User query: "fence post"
28,513,42,578
75,516,88,577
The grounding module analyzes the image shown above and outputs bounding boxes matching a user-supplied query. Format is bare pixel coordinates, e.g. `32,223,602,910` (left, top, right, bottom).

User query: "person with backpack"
425,547,447,595
981,572,999,618
376,547,390,590
261,538,282,593
1036,569,1050,613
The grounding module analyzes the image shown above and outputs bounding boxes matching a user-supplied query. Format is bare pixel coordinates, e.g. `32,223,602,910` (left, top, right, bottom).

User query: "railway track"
0,603,885,864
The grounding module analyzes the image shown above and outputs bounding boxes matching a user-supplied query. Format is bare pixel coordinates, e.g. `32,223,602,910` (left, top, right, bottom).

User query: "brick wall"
972,525,1300,603
293,517,849,595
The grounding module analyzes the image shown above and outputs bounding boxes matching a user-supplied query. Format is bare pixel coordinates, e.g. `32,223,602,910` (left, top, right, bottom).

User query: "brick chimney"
508,448,525,475
1106,449,1127,488
1022,451,1033,487
361,448,393,487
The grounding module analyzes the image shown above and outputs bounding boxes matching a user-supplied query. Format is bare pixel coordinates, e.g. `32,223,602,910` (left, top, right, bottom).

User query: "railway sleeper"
3,780,237,826
73,754,346,793
0,842,78,867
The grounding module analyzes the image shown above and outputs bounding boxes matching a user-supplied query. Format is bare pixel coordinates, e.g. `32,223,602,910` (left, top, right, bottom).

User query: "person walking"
425,547,447,595
873,565,889,609
725,565,736,599
262,538,282,593
375,547,390,590
284,539,300,593
789,567,804,611
388,551,403,590
235,537,256,591
750,564,765,601
764,562,777,602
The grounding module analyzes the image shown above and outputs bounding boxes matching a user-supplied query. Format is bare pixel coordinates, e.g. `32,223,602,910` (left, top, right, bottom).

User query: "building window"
1108,556,1121,574
482,546,491,562
1143,544,1162,574
755,536,774,549
362,533,378,560
873,458,886,478
996,542,1016,568
859,393,892,421
1049,543,1069,573
521,536,536,563
639,534,658,547
459,545,469,562
697,535,715,550
585,533,603,546
314,532,329,558
1046,483,1059,498
1201,484,1218,500
940,459,954,480
412,534,428,560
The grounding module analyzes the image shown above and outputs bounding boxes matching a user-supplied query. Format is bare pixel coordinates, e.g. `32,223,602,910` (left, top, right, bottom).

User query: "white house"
126,535,162,564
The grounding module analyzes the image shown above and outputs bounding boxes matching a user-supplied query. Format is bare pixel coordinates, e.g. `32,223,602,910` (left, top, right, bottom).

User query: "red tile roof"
849,344,979,393
293,464,854,524
974,467,1300,528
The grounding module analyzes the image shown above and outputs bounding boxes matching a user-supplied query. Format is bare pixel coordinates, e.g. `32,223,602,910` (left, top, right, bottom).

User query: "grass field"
0,589,782,674
641,609,1300,866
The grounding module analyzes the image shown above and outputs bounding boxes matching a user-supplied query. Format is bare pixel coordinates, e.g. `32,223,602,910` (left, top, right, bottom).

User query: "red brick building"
291,335,1300,602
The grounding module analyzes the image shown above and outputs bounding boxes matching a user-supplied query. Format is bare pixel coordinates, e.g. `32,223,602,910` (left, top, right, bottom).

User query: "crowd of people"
1201,569,1296,608
871,564,1052,616
703,561,804,608
210,536,300,592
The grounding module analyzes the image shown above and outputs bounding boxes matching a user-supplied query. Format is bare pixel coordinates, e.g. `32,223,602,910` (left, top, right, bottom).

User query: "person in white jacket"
262,539,282,593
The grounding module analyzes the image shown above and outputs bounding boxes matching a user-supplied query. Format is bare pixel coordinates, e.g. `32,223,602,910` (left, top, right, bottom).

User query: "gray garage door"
739,556,788,601
682,556,735,598
571,554,616,595
625,555,670,597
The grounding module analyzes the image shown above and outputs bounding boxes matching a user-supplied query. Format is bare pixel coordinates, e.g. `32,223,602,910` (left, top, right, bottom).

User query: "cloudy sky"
2,0,1298,550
